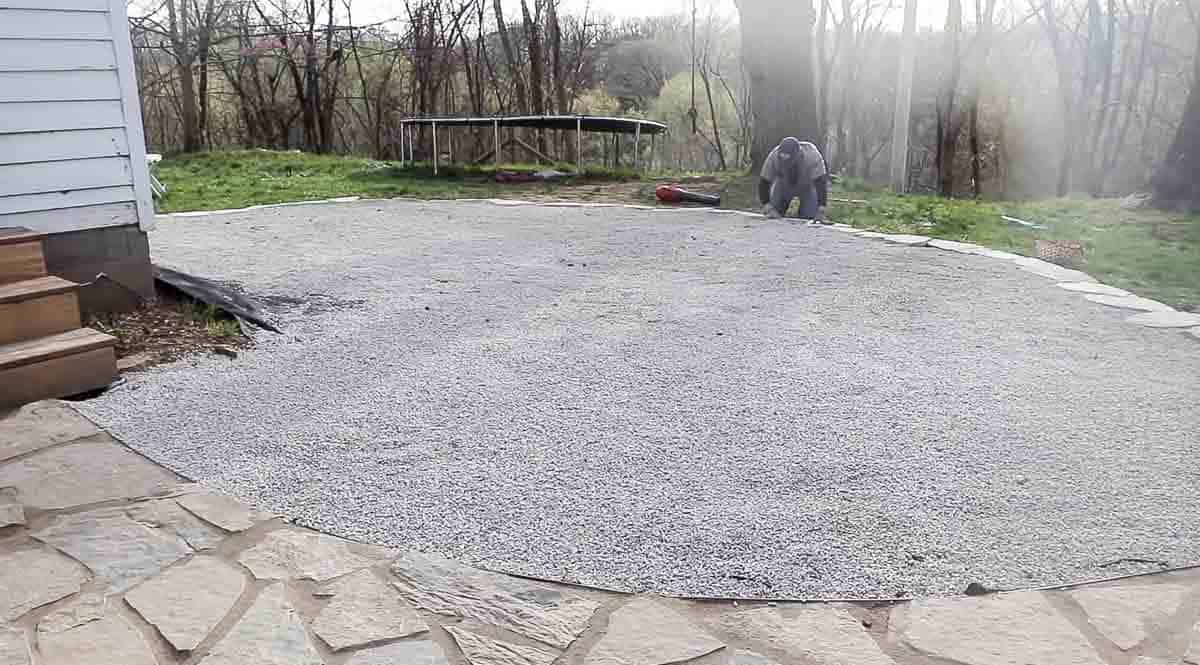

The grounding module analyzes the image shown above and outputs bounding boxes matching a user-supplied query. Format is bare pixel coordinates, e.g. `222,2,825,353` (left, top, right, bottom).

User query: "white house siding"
0,0,154,235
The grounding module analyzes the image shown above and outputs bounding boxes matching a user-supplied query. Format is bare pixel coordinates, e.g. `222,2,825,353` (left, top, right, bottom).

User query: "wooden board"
0,276,77,304
0,101,124,134
0,346,115,409
0,0,108,10
0,157,131,197
0,71,121,104
0,187,135,217
0,291,81,346
0,327,114,371
0,9,112,39
0,227,44,245
0,202,136,235
0,240,46,285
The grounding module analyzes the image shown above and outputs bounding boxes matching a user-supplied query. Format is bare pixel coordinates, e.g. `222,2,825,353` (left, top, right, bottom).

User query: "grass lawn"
155,151,1199,311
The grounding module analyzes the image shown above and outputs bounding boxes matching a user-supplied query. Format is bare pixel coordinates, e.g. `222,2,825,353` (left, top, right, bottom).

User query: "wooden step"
0,227,47,285
0,328,117,409
0,276,82,345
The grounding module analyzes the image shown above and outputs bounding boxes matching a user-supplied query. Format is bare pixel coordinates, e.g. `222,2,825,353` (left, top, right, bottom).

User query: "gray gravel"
84,199,1200,599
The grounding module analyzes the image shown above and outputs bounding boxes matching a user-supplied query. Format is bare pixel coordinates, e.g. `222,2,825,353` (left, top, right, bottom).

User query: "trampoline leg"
576,117,582,174
494,120,500,169
634,123,642,171
433,121,439,176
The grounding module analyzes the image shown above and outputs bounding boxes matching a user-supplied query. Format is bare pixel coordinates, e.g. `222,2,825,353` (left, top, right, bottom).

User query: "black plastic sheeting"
154,265,281,333
399,114,668,135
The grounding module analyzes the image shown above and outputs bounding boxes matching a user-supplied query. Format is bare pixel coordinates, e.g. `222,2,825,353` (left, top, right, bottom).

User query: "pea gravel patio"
84,199,1200,598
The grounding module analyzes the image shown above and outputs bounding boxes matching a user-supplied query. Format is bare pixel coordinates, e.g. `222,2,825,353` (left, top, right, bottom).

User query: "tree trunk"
547,0,572,160
734,0,820,171
1152,25,1200,211
521,0,547,158
493,0,528,112
936,0,963,197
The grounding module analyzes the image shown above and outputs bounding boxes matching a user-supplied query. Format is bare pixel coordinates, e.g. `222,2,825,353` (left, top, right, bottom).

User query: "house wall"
0,0,156,310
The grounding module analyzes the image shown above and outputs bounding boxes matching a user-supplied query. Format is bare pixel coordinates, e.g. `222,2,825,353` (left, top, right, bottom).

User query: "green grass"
720,175,1200,310
153,150,646,213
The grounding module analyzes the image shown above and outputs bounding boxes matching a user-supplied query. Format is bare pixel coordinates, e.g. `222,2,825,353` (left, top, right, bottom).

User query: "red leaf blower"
655,185,721,206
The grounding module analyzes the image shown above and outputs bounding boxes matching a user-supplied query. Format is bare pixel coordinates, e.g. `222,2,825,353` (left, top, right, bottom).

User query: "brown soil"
86,294,251,373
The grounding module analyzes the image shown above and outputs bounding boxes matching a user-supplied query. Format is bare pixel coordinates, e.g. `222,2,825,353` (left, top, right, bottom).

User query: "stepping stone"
238,528,394,582
0,401,99,462
0,627,29,665
0,436,178,510
1070,584,1189,650
313,569,427,651
720,606,893,665
34,508,191,593
857,231,889,239
732,650,781,665
127,499,225,550
1084,294,1175,312
1188,328,1200,342
1126,311,1200,328
37,593,105,633
928,239,984,254
126,556,246,651
830,226,862,234
0,490,23,527
176,489,270,532
882,234,931,246
1013,257,1095,282
37,600,156,665
970,247,1026,261
889,592,1104,665
1186,620,1200,664
447,625,559,665
198,584,322,665
0,549,88,621
1058,282,1132,297
345,640,450,665
391,551,601,650
586,597,724,665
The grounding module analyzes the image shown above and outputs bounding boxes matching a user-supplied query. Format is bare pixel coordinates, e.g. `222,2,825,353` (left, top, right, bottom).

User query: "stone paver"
0,437,177,510
128,499,225,550
1188,328,1200,341
1058,282,1132,297
313,569,428,650
37,600,156,665
889,592,1105,665
391,551,601,650
857,231,889,239
126,556,246,651
34,509,191,593
970,247,1026,261
1127,311,1200,328
0,491,23,527
0,548,88,621
719,606,893,665
1070,584,1189,650
344,640,450,665
928,239,984,254
0,401,99,462
1186,621,1200,664
1013,257,1094,282
237,528,393,582
198,583,322,665
176,490,268,532
1083,294,1175,312
0,627,29,665
731,650,779,665
881,233,931,246
586,598,724,665
447,625,559,665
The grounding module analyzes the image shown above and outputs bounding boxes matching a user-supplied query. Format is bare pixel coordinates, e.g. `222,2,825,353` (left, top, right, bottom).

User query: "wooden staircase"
0,227,117,409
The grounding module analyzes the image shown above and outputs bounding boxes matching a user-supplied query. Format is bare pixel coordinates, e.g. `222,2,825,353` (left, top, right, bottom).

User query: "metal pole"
576,116,582,173
448,125,453,164
494,119,500,169
407,124,413,162
650,132,656,172
399,123,405,165
889,0,918,192
433,120,439,175
633,122,642,171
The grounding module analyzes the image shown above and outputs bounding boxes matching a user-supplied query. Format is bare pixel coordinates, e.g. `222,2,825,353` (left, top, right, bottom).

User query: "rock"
391,551,601,650
344,640,450,665
34,509,191,593
313,569,427,650
0,549,88,621
718,606,892,665
1013,257,1095,282
970,248,1026,261
447,625,559,665
116,353,152,372
0,401,99,462
1120,193,1153,210
37,603,156,665
198,584,322,665
586,597,724,665
126,556,246,651
0,628,29,665
1057,282,1132,297
0,437,178,510
889,592,1104,665
237,528,394,582
176,490,268,532
212,346,238,359
928,239,983,254
36,593,105,633
1189,328,1200,341
1126,311,1200,328
881,234,931,246
830,226,862,234
1070,584,1189,650
1083,294,1175,312
0,490,24,527
127,499,225,550
857,231,889,239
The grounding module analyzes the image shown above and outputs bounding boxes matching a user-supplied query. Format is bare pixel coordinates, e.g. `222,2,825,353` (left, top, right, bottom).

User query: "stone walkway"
2,400,1200,665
